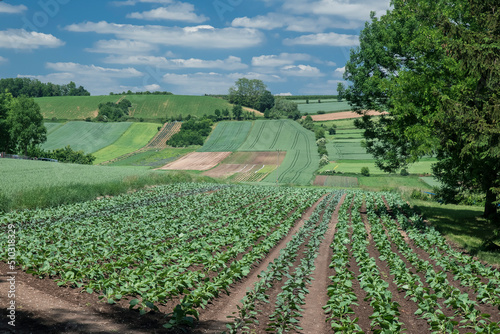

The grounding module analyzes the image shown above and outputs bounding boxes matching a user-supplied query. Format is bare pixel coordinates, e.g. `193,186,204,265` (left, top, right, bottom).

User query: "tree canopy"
0,78,90,98
344,0,500,220
5,96,47,156
228,78,273,111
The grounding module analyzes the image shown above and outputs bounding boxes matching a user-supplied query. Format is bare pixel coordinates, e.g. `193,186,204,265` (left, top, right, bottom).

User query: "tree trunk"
484,187,498,223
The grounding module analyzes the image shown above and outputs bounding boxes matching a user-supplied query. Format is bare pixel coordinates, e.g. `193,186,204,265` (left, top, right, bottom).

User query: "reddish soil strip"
299,194,346,333
158,151,232,171
194,194,329,333
202,163,257,178
242,106,264,116
222,151,287,165
303,110,388,121
0,262,155,334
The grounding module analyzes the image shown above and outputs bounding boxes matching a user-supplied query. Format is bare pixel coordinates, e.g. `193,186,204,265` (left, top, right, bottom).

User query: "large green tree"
344,0,500,220
228,78,271,110
0,92,13,152
7,96,47,156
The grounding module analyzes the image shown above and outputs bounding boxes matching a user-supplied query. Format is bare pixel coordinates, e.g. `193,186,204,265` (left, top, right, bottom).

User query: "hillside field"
92,123,160,164
41,121,133,153
36,95,233,120
297,100,352,114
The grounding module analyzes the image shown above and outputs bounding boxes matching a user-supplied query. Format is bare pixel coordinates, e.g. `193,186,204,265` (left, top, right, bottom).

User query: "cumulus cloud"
86,39,158,55
127,3,208,23
21,62,144,96
333,66,345,77
284,32,359,47
281,65,323,77
65,21,263,49
111,0,174,6
162,72,284,95
103,55,248,71
0,29,64,50
252,53,312,67
0,2,27,14
0,56,7,64
144,83,161,91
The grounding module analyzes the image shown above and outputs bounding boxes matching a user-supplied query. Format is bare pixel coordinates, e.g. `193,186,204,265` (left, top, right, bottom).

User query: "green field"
297,101,351,114
320,159,435,175
44,122,65,134
36,95,233,120
92,123,160,164
198,121,253,152
238,120,318,184
41,121,132,153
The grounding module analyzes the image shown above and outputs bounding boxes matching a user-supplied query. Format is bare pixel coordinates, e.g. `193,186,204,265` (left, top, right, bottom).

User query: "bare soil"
157,152,232,171
304,110,388,121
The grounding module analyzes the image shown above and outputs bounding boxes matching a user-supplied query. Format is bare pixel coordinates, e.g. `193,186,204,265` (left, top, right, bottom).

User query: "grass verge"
410,199,500,265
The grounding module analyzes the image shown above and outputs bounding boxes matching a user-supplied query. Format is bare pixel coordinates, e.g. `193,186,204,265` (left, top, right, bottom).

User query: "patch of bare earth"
298,194,346,333
242,107,264,116
303,110,388,121
157,152,232,171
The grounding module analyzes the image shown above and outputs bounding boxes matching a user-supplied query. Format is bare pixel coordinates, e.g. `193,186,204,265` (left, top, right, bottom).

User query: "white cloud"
252,53,312,67
275,92,293,96
21,62,144,96
299,79,346,95
65,21,264,49
232,13,359,32
144,84,161,91
162,72,284,95
103,55,248,70
127,3,208,23
0,56,7,64
0,2,27,14
283,0,390,23
86,39,158,55
45,62,143,78
0,29,64,50
281,65,323,77
333,66,345,77
112,0,174,6
284,32,359,47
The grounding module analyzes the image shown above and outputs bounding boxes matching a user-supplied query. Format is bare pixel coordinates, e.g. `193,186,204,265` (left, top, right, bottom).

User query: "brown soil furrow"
360,207,428,334
298,194,345,334
194,194,329,333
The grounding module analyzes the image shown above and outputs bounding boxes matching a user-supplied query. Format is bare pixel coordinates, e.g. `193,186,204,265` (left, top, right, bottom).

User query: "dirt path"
303,110,388,121
299,194,346,333
194,194,329,333
0,262,153,334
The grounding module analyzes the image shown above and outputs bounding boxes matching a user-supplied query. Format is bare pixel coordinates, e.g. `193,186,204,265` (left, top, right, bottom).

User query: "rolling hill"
36,95,233,121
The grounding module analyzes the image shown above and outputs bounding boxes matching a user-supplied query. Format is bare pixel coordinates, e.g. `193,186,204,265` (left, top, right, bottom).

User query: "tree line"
0,78,90,98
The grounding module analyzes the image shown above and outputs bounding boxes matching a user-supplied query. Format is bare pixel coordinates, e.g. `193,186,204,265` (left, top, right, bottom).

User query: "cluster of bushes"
28,145,96,165
0,78,90,98
96,99,132,122
167,118,213,147
263,97,301,120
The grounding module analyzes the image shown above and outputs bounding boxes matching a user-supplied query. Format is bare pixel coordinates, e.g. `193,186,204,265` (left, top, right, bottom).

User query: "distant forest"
0,78,90,98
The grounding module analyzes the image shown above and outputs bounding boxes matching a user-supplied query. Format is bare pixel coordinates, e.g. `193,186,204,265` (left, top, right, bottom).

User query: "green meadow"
41,121,132,153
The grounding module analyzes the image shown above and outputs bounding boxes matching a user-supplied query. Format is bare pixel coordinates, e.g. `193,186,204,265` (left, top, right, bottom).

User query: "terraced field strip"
41,121,133,153
305,110,388,121
101,122,181,165
198,121,252,152
314,175,359,187
92,122,160,164
158,151,232,170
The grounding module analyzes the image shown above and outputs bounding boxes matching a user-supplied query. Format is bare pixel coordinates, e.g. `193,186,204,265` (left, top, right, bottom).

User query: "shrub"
361,167,370,176
317,110,325,114
400,168,409,176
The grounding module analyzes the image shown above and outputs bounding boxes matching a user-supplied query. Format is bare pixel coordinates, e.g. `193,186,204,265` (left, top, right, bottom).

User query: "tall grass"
2,171,216,212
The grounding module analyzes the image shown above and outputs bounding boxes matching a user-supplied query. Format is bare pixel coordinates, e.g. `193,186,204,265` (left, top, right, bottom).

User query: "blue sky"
0,0,390,96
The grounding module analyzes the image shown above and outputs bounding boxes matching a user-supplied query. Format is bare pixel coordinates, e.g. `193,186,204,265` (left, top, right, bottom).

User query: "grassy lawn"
410,200,500,265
